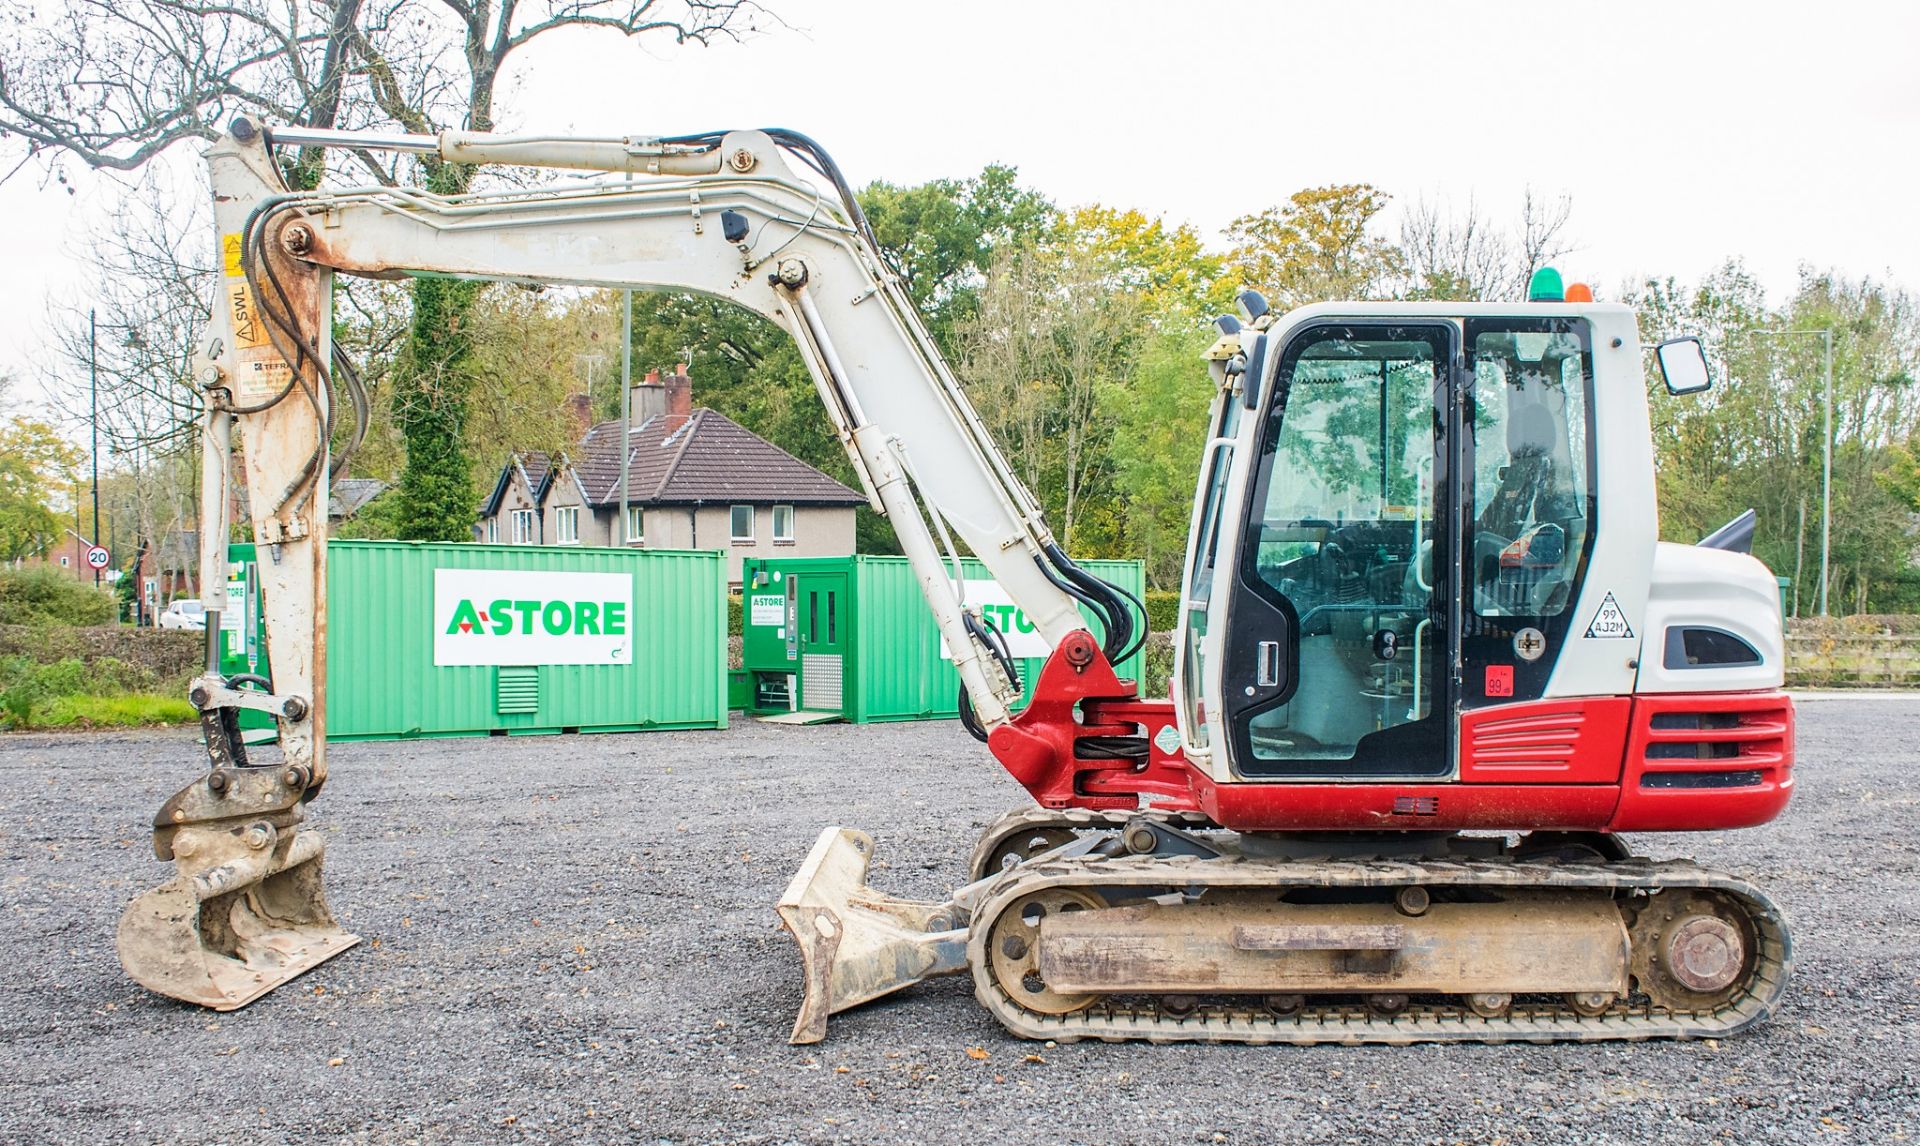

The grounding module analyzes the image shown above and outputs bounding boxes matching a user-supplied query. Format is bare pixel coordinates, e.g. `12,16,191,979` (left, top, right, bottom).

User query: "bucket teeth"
117,825,359,1010
777,827,968,1044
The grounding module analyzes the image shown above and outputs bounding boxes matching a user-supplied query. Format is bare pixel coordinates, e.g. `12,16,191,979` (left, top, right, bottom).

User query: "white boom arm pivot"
216,121,1108,727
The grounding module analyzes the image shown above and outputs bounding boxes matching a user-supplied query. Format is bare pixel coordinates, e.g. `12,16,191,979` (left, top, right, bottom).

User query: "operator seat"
1475,357,1583,613
1478,370,1562,540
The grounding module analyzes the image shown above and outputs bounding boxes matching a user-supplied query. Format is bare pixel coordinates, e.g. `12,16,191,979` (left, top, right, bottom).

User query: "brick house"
477,369,865,586
18,529,94,579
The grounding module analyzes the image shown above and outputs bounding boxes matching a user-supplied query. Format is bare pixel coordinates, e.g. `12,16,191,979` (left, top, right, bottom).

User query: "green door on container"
797,572,847,713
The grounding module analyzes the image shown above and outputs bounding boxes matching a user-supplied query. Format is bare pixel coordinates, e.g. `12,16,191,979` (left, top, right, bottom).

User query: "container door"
797,573,847,713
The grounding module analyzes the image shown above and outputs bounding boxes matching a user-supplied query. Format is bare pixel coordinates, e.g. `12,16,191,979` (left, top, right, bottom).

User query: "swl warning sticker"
223,280,293,402
1584,592,1635,639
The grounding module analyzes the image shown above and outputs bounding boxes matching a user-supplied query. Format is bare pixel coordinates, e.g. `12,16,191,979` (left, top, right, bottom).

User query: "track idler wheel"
1630,889,1757,1012
985,888,1102,1016
977,826,1080,878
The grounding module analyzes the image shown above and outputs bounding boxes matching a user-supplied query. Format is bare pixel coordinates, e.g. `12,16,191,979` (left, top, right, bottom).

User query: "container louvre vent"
496,666,540,715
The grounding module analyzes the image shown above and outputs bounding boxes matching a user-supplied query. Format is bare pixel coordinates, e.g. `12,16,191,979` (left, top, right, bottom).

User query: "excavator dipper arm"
122,120,1140,1030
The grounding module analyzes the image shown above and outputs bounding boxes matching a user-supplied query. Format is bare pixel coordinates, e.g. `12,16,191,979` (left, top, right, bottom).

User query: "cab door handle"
1255,640,1281,687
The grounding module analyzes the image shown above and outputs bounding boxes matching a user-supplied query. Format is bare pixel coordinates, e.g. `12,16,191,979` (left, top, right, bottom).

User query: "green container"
218,542,275,732
740,554,1147,723
231,540,727,740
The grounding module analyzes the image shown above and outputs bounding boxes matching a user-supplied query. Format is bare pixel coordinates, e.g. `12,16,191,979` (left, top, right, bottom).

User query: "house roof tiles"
572,409,862,507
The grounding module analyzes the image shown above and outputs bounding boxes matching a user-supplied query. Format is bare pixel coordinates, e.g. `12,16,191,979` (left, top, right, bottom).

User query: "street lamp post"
90,308,101,586
1747,328,1835,616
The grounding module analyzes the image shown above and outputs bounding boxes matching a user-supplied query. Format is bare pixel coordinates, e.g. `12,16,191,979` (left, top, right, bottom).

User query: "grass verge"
26,693,197,730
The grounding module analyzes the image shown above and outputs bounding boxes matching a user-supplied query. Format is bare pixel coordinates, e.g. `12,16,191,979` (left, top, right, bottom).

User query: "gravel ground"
2,695,1916,1145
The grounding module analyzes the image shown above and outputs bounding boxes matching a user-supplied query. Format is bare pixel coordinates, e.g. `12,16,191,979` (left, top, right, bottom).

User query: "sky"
2,0,1915,421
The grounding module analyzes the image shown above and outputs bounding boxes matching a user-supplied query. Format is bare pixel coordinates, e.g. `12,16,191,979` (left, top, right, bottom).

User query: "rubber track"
967,806,1216,882
965,853,1792,1045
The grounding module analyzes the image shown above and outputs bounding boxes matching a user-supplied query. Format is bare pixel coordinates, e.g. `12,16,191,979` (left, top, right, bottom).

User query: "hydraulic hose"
1041,543,1141,666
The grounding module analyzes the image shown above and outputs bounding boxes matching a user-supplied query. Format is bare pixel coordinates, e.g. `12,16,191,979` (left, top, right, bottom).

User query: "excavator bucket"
117,822,359,1010
777,827,970,1043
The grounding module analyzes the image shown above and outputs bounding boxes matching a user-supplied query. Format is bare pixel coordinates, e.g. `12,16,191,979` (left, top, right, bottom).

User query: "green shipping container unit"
740,555,1146,723
228,540,728,740
218,543,274,733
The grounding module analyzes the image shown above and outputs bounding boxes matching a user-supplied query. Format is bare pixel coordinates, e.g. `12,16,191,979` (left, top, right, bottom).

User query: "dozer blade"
117,825,359,1011
777,827,969,1044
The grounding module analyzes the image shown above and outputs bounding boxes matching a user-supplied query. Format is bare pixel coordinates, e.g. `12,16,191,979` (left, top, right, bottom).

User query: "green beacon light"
1527,266,1565,302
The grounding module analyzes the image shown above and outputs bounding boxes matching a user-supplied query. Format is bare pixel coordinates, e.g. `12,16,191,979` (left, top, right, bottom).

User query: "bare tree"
4,0,776,539
45,171,214,459
1399,190,1575,301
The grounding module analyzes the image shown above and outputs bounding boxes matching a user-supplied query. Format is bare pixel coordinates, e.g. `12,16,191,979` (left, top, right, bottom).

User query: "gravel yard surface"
2,694,1916,1144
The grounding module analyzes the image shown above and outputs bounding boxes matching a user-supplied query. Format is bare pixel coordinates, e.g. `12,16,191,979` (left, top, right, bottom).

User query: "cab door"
1220,322,1457,779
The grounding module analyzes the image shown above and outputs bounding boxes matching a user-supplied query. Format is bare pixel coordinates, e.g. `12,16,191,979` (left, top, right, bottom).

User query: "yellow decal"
222,232,246,277
223,280,291,402
225,281,269,349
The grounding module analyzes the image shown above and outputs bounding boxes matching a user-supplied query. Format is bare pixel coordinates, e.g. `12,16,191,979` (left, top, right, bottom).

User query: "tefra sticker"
1584,592,1635,639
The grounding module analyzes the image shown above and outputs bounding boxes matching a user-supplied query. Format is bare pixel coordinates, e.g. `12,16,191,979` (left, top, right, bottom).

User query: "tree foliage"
1224,184,1404,307
1631,264,1920,612
0,417,84,564
860,164,1056,346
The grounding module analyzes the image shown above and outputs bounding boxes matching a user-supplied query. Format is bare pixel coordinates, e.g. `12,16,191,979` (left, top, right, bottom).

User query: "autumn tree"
0,416,85,564
1224,184,1404,307
960,205,1224,554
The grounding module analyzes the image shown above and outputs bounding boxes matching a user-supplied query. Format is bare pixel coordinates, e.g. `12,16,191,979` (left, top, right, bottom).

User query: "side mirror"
1655,336,1714,395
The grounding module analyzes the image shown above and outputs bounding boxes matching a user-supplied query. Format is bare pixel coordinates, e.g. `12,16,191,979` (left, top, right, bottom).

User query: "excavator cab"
1189,313,1601,782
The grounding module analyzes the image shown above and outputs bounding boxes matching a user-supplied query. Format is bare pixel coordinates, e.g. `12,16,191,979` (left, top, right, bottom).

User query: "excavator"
119,119,1794,1045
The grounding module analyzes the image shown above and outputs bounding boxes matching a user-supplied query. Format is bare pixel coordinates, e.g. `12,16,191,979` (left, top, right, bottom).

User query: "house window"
627,506,645,544
511,509,535,545
730,504,755,543
485,518,499,544
555,506,579,545
772,504,795,543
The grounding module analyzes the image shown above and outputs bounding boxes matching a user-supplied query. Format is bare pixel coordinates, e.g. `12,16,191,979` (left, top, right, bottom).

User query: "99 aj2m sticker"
1584,592,1635,639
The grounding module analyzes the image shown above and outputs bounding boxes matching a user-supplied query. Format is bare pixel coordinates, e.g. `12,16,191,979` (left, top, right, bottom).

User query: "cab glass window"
1465,320,1595,618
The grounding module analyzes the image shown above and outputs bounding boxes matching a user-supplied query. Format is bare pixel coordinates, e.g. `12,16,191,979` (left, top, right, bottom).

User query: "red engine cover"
986,635,1794,836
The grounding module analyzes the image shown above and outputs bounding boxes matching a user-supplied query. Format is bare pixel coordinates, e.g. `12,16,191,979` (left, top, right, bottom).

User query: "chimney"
631,368,668,424
666,363,693,417
564,392,592,439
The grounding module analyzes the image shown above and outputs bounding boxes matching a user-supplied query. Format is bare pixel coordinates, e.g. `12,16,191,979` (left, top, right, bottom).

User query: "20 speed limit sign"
85,545,110,570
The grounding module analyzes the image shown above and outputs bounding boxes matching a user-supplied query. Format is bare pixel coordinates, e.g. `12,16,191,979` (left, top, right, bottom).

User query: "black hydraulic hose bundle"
231,196,373,517
957,611,1022,744
1038,543,1147,667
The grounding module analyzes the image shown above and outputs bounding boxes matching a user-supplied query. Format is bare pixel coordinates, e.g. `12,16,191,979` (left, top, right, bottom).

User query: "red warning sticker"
1484,664,1515,697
